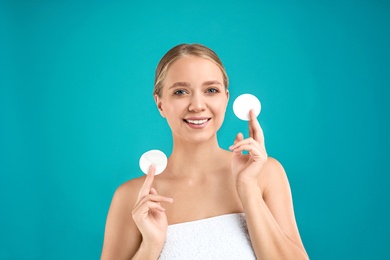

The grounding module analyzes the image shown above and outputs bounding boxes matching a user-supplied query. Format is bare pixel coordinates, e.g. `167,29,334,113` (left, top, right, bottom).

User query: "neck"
167,136,228,178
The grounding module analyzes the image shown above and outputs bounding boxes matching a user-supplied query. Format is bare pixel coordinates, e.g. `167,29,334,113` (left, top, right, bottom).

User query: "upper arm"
261,157,306,250
101,181,142,260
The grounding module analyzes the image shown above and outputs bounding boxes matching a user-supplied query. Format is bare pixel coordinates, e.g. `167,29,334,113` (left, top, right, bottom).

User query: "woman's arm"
230,110,308,260
101,166,172,260
101,181,142,260
237,158,309,260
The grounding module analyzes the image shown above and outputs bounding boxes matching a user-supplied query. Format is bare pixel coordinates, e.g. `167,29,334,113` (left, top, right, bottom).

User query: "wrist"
236,178,259,192
134,241,164,260
236,181,262,202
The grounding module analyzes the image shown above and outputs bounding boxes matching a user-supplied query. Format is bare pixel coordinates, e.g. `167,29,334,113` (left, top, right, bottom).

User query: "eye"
206,87,220,94
173,89,188,95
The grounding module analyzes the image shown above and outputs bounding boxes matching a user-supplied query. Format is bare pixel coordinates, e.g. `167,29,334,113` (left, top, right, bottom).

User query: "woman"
101,43,309,259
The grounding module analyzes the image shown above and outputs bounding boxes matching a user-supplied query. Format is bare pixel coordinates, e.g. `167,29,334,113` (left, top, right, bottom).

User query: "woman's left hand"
229,109,268,187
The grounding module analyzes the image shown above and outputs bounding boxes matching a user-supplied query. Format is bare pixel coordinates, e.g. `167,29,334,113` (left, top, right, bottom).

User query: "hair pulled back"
154,43,229,97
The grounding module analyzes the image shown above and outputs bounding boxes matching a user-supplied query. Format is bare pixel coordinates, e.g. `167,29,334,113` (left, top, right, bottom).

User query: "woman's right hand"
132,165,173,249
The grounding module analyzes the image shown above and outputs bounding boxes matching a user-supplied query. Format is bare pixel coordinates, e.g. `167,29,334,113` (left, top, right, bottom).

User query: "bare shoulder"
113,175,146,206
259,157,290,197
261,157,286,176
106,176,145,222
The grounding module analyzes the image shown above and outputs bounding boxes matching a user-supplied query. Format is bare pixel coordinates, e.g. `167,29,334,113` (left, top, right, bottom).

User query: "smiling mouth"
183,118,210,125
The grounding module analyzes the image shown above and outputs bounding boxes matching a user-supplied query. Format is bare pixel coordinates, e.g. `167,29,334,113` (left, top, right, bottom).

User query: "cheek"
163,100,186,119
211,100,228,118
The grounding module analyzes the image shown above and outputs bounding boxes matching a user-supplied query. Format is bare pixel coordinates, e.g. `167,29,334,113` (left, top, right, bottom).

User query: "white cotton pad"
233,94,261,121
139,150,167,175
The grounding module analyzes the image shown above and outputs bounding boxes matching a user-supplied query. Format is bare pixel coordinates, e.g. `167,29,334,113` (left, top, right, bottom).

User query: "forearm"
132,242,163,260
238,184,308,260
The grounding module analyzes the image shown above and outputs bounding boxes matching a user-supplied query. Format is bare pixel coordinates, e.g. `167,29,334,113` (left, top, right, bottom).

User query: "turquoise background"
1,0,389,259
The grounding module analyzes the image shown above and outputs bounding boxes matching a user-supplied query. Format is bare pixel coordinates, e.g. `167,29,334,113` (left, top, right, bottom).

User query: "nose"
188,93,206,112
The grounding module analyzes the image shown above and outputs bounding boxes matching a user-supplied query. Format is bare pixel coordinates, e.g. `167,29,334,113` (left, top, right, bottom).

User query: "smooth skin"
101,56,309,260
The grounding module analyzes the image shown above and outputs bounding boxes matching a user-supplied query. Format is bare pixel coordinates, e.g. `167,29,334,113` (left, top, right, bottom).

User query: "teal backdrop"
1,0,389,259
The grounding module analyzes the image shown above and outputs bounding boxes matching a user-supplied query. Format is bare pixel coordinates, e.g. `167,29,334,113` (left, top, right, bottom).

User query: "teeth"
186,119,208,125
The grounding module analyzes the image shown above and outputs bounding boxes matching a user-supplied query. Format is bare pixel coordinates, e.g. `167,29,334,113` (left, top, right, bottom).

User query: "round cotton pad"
139,150,167,175
233,94,261,121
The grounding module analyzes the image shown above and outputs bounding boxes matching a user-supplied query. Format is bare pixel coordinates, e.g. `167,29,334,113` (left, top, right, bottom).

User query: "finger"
232,143,267,161
150,188,161,207
133,200,167,216
232,143,259,154
231,137,258,158
230,133,243,150
133,194,173,214
249,111,254,138
230,137,257,150
137,164,156,200
149,188,173,203
150,187,158,195
236,132,244,143
249,109,264,142
137,194,174,205
231,141,260,153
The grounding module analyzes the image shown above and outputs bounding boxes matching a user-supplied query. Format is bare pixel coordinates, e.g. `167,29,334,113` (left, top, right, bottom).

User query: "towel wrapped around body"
159,213,256,260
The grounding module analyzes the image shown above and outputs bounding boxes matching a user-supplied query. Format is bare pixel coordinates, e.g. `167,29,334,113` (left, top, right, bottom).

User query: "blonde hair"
154,43,229,97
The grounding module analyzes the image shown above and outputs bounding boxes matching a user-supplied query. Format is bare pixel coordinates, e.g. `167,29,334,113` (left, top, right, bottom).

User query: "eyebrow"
168,82,191,89
203,80,222,86
168,80,222,89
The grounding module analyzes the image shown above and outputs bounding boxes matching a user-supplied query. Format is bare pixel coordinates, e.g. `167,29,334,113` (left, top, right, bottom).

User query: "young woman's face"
155,56,229,144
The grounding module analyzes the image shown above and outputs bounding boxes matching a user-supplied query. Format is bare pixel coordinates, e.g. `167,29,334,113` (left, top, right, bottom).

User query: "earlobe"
154,94,166,118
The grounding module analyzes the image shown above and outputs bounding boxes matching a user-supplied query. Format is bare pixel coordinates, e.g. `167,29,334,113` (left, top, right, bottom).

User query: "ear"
154,94,166,118
225,89,230,110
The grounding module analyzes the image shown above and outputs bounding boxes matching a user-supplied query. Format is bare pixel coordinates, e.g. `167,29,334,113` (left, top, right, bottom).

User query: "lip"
183,117,211,129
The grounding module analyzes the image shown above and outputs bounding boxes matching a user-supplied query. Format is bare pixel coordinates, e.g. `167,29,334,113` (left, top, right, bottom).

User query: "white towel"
159,213,256,259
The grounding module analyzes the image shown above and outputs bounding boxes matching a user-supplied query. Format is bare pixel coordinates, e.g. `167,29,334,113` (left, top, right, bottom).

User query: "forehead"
164,56,223,84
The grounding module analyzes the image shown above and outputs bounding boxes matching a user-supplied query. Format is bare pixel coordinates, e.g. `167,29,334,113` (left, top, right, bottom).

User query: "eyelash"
173,87,220,96
206,88,220,94
173,89,188,95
